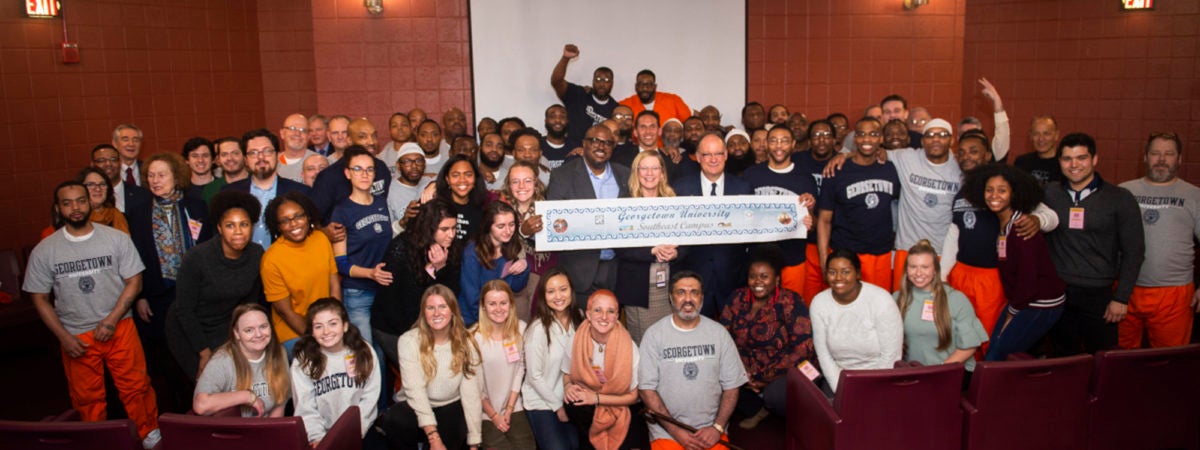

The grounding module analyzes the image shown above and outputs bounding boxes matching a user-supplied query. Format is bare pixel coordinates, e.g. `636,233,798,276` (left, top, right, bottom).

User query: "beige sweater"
395,329,482,445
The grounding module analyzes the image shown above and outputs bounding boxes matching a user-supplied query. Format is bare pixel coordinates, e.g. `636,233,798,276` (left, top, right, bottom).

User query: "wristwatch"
712,423,726,434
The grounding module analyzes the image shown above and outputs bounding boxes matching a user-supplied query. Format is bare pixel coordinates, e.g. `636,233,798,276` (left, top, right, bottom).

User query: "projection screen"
468,0,746,136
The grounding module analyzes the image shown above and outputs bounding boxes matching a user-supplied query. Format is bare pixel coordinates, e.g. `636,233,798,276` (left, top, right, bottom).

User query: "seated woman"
810,250,904,393
894,240,988,380
561,290,641,450
615,150,687,343
262,192,341,355
720,245,814,428
460,201,529,327
290,298,379,447
522,267,584,450
380,284,483,450
373,200,463,369
963,164,1066,361
167,190,265,379
192,304,289,417
472,280,536,449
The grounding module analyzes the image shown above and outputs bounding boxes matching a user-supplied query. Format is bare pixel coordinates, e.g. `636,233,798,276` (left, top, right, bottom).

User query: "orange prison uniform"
892,249,908,295
63,317,159,438
947,263,1007,355
860,252,894,292
261,230,338,342
619,92,692,124
1120,284,1195,348
801,243,828,307
651,434,731,450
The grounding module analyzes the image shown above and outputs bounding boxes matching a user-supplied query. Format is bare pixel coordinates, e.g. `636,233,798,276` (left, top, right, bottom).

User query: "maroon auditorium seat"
787,363,964,450
158,405,361,450
0,415,141,450
961,354,1092,450
1088,344,1200,450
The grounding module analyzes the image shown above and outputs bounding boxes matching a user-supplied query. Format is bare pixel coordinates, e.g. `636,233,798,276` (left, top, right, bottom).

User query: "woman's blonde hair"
628,150,676,198
217,304,290,404
471,280,522,350
416,284,480,384
896,240,953,351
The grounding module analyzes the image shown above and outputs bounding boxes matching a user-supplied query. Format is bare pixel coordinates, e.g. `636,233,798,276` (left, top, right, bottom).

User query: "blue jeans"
525,409,579,450
985,306,1064,361
343,288,376,346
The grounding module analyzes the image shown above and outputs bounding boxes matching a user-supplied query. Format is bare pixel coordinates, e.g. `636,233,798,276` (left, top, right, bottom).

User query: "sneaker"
738,408,770,429
142,428,161,449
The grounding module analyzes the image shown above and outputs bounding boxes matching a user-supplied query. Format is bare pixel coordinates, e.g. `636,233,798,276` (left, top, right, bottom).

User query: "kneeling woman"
562,290,641,450
192,304,289,417
381,285,483,450
291,299,379,447
810,250,903,393
964,164,1065,361
894,240,988,379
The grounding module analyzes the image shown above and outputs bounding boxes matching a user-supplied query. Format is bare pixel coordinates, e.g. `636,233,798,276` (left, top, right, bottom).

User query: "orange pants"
651,434,731,450
947,263,1006,356
892,249,908,294
859,252,894,292
62,317,159,438
1119,284,1195,349
801,243,828,307
781,263,806,304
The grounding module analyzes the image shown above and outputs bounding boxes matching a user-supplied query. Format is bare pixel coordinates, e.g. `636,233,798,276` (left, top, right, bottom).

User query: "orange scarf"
91,207,130,235
569,320,634,450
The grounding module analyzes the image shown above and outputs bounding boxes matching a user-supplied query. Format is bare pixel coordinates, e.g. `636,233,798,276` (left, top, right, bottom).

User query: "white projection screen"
468,0,746,135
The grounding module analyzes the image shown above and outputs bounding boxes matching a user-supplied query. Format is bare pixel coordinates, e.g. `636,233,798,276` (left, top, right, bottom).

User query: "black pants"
1050,284,1118,355
563,401,646,450
377,400,467,450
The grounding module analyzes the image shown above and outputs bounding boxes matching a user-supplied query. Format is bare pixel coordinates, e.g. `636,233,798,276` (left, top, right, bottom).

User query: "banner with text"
535,195,807,251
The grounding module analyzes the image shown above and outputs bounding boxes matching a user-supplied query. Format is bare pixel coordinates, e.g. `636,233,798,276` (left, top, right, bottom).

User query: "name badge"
921,299,935,321
1069,207,1085,229
997,236,1007,260
188,218,203,241
797,360,821,381
592,365,607,383
504,341,520,363
654,265,667,288
344,353,357,377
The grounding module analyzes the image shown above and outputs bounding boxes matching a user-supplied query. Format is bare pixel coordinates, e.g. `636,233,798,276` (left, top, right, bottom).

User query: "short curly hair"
207,190,262,226
962,163,1043,214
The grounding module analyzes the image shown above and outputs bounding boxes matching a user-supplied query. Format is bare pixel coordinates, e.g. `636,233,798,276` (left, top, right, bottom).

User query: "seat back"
962,354,1092,450
159,412,309,450
1088,344,1200,450
833,363,964,450
0,418,140,450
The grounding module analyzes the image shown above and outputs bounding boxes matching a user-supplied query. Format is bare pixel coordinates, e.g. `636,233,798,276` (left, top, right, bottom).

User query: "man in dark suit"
91,143,151,215
671,134,752,318
546,124,631,306
222,128,311,250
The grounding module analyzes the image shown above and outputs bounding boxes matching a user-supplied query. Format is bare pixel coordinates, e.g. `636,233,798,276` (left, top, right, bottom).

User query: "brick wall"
0,0,266,252
748,0,967,123
258,0,318,129
962,0,1200,183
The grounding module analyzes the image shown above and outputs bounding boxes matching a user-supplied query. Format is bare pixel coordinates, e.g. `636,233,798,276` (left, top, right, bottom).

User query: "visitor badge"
655,265,667,288
797,360,821,381
997,236,1007,260
922,299,935,321
504,341,520,363
592,365,607,383
344,353,356,377
501,260,513,276
188,218,203,241
1069,207,1085,229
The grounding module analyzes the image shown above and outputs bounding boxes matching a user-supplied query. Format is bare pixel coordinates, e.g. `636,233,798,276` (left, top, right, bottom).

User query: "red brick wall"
748,0,967,123
309,0,472,132
0,0,266,252
961,0,1200,183
258,0,318,128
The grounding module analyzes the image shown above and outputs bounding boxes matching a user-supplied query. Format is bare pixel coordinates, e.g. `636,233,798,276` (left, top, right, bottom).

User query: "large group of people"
22,43,1197,449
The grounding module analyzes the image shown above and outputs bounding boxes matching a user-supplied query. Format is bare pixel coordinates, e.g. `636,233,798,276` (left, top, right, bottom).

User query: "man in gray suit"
547,124,631,305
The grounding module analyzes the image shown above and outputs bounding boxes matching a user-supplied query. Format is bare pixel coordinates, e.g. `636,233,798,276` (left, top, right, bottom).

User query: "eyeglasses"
285,126,310,134
613,114,632,120
855,131,883,138
593,76,612,83
909,118,929,126
349,166,375,174
246,148,276,158
811,131,833,138
83,182,107,190
697,152,726,159
584,137,615,148
923,131,952,139
637,166,662,172
279,212,308,226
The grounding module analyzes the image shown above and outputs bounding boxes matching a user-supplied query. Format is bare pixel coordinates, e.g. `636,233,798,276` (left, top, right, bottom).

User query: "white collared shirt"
701,173,725,196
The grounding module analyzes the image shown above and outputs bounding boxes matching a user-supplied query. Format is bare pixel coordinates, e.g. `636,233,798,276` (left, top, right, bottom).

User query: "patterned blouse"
720,286,815,383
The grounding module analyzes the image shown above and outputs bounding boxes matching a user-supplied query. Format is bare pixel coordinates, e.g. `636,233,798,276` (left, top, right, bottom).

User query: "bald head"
696,134,728,180
699,105,722,133
587,289,618,309
348,118,380,155
281,113,309,154
442,107,467,142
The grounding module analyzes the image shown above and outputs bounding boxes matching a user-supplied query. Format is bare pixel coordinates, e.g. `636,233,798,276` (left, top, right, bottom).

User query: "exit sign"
26,0,60,17
1122,0,1154,10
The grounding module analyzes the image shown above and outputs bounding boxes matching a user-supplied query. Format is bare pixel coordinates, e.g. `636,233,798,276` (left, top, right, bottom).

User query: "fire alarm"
62,42,79,64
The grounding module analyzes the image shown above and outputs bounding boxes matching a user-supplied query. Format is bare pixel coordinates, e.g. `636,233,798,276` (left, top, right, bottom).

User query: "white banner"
535,195,807,251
